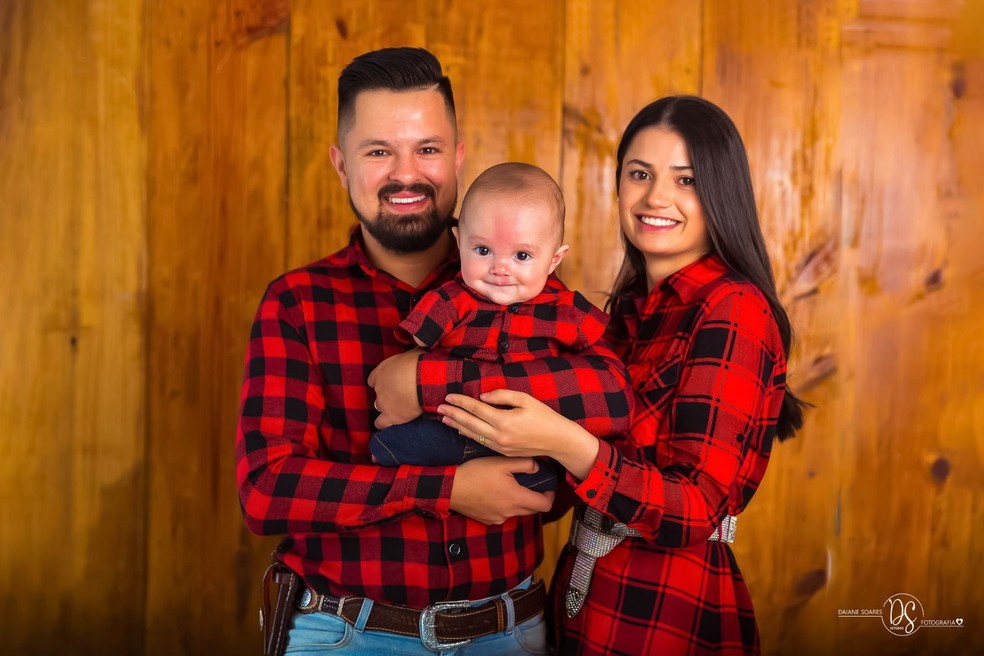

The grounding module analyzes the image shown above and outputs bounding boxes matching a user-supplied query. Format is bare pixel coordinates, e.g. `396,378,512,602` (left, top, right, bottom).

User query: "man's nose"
389,154,419,185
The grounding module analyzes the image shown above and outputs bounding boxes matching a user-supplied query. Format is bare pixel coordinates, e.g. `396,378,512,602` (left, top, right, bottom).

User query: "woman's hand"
438,389,601,480
367,348,424,428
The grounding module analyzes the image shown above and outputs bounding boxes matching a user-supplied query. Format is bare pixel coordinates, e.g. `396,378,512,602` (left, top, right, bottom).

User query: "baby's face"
453,193,568,306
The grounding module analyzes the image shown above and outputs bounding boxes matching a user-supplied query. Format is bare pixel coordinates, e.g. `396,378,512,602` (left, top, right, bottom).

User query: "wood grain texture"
145,0,286,653
0,1,147,653
3,0,984,653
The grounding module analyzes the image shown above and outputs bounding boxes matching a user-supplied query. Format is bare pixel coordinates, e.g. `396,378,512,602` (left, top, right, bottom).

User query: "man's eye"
516,252,532,262
367,150,387,157
475,246,490,256
420,147,439,155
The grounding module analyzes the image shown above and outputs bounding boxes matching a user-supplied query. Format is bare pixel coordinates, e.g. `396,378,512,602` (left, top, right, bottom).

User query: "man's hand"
449,457,554,525
368,348,424,428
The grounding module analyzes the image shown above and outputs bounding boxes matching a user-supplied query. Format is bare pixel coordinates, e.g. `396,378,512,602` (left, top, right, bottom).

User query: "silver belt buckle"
419,600,471,652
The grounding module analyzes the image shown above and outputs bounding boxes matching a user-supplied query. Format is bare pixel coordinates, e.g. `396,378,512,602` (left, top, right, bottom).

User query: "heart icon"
956,618,963,626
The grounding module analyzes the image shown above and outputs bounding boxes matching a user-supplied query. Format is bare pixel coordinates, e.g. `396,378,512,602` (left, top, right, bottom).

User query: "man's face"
330,87,464,254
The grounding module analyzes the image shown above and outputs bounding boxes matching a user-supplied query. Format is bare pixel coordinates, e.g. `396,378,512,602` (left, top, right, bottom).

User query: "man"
236,47,632,655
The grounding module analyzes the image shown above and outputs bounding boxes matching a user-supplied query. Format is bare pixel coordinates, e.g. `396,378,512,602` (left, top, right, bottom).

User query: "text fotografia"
836,593,965,636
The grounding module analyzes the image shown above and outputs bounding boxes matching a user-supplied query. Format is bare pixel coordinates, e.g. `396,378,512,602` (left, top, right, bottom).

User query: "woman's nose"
646,179,672,208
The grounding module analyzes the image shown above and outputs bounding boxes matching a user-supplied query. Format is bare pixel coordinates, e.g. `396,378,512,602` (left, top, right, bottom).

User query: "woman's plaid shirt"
555,255,788,654
236,230,633,608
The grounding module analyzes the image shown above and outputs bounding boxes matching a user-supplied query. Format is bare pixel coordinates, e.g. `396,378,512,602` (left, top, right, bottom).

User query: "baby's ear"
548,244,571,274
451,225,460,245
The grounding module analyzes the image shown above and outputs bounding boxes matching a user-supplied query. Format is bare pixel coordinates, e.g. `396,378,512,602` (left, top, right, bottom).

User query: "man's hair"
459,162,566,241
337,47,456,137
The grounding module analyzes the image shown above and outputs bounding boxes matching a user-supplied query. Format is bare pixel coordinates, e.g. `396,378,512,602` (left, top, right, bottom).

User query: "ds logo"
881,593,924,636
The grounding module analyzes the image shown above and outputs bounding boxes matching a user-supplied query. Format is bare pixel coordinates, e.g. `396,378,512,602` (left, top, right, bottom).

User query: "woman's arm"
439,283,786,546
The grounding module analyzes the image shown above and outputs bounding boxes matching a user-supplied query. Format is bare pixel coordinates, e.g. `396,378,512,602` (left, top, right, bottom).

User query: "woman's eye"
679,176,695,186
475,246,490,256
516,252,532,262
630,170,651,181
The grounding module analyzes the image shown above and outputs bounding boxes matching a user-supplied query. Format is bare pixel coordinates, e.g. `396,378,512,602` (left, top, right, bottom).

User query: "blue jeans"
370,416,558,491
284,580,547,655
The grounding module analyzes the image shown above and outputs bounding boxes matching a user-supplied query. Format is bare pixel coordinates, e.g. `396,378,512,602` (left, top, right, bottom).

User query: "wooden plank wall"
1,0,982,653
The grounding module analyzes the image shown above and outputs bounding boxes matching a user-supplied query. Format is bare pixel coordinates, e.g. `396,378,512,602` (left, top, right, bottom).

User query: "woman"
437,95,806,654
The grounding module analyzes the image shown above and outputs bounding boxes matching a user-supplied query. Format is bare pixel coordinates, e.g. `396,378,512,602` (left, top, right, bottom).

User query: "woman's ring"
478,434,487,446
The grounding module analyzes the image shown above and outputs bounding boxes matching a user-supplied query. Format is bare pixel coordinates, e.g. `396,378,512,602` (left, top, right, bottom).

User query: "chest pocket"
626,353,683,449
634,354,682,410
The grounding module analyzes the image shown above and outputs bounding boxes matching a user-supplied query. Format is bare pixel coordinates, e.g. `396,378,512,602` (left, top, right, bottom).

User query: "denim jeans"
369,416,558,491
284,579,548,655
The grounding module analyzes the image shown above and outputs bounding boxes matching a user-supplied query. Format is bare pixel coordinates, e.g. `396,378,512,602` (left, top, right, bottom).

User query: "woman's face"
617,126,711,288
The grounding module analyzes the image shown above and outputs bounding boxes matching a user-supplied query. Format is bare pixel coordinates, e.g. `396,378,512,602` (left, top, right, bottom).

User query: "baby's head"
453,163,570,305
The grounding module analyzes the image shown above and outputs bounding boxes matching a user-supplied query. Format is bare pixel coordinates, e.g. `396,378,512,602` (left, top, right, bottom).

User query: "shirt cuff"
417,353,465,413
569,440,620,508
399,465,456,517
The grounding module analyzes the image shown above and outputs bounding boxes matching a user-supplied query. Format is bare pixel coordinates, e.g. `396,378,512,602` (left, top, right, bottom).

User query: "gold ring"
478,434,487,446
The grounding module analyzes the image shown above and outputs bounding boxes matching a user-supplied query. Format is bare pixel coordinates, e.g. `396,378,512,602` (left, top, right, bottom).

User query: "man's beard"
351,183,456,254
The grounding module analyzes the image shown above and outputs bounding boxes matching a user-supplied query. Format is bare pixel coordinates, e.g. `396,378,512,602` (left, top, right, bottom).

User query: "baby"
370,162,615,490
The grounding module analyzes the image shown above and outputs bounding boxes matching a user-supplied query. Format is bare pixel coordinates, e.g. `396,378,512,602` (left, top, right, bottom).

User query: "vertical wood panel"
0,1,147,653
830,2,983,651
146,0,287,652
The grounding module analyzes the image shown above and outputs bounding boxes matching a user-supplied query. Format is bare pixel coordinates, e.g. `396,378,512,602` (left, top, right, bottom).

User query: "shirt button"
508,304,520,314
586,489,597,499
499,339,509,351
448,543,462,556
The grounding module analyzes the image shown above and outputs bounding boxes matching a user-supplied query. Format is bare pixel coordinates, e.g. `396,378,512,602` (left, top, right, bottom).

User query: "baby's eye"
475,246,491,256
515,252,532,262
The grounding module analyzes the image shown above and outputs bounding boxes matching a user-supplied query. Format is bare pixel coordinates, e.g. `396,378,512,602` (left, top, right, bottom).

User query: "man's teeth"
640,216,678,227
389,195,426,204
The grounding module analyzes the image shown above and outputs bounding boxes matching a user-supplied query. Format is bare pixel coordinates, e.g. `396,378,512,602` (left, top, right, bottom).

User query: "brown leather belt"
285,573,545,651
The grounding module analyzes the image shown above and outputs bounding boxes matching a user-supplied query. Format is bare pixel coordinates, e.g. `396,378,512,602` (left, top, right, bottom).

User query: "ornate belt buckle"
419,600,471,652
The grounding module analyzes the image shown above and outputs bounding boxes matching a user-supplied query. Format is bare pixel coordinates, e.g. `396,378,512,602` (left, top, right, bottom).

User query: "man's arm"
235,280,458,536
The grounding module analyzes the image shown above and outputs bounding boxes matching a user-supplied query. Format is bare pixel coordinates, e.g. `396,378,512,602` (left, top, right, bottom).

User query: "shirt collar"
329,224,461,285
639,254,729,313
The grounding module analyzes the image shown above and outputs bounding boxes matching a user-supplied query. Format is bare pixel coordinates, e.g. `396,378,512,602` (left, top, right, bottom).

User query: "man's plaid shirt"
236,229,633,608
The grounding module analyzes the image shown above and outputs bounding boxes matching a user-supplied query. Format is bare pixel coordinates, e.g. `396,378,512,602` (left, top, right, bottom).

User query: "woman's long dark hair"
607,96,806,440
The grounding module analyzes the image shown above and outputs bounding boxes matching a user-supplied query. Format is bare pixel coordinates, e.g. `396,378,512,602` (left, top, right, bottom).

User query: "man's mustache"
377,183,436,201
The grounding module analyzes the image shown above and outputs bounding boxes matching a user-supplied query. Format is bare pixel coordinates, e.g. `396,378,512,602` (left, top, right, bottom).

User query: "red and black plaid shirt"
402,276,628,438
553,255,787,655
236,229,633,608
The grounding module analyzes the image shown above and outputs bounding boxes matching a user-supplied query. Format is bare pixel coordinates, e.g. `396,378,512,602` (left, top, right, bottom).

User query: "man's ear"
329,144,349,189
548,244,571,274
455,141,465,175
